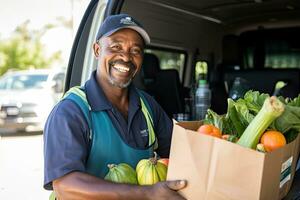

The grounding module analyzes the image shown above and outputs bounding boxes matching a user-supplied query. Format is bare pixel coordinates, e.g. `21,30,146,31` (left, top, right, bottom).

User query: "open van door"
65,0,124,91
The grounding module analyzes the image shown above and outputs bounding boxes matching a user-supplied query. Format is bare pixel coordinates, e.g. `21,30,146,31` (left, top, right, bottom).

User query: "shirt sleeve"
43,99,90,190
142,93,173,158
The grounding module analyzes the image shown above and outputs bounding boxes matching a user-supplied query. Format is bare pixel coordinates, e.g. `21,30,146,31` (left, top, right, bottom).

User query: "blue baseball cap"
96,14,150,44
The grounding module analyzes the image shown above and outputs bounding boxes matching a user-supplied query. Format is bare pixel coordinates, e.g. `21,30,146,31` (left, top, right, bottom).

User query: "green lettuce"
243,90,269,114
287,94,300,107
204,90,300,143
203,109,235,136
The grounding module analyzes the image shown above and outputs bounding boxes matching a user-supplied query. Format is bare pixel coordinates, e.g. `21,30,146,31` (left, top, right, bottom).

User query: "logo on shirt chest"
140,129,149,137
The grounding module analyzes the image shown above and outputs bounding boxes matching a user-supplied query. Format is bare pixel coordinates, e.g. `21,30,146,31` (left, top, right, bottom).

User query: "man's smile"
109,60,136,75
106,59,137,88
113,63,130,73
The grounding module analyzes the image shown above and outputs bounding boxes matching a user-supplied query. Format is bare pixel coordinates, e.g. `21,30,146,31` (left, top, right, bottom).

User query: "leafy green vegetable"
237,96,285,149
204,90,300,144
235,99,255,124
243,90,269,114
284,129,300,143
226,99,247,137
203,109,235,136
273,106,300,133
272,95,300,140
203,109,224,130
287,94,300,107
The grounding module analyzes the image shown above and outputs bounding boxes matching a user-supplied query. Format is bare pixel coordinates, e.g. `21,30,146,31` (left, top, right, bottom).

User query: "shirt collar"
84,70,141,111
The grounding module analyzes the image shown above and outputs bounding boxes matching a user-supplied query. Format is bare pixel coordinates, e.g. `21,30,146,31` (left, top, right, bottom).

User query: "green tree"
0,20,62,75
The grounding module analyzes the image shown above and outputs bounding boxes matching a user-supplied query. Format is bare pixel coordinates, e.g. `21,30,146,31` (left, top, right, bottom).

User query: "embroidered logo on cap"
120,17,136,25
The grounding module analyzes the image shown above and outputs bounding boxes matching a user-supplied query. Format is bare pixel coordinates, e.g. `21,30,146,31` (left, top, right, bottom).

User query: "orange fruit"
260,130,286,152
158,158,169,166
197,124,222,138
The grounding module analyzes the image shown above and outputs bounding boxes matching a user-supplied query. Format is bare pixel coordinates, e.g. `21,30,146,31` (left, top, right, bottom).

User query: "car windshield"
0,74,48,90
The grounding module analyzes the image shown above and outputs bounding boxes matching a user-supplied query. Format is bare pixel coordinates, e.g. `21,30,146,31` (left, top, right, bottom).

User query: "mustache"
109,59,136,70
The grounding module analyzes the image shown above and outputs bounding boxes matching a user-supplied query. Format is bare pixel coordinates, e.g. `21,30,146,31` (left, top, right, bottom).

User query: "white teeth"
114,64,130,72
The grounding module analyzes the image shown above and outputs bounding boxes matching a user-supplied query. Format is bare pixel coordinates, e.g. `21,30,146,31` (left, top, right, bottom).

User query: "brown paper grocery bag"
167,121,300,200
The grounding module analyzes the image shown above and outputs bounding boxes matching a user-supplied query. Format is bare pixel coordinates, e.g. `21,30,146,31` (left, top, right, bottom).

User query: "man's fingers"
165,180,187,191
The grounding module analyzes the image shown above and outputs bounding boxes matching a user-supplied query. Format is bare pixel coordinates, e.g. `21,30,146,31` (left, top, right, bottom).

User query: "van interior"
67,0,300,198
121,0,300,116
68,0,300,117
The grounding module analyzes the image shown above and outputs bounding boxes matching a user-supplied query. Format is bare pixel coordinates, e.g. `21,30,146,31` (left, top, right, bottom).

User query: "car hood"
0,89,50,105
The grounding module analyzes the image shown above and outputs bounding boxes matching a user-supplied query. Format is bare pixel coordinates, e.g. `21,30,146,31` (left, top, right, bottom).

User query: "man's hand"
53,172,187,200
145,180,187,200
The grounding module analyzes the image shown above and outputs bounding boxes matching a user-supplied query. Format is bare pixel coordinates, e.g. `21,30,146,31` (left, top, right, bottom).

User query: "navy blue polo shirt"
43,71,173,190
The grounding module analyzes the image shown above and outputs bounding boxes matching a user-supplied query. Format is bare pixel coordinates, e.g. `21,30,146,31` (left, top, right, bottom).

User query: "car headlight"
6,107,20,116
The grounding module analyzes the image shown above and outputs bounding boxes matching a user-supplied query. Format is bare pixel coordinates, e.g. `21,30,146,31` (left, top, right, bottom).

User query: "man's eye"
131,48,142,55
110,45,121,50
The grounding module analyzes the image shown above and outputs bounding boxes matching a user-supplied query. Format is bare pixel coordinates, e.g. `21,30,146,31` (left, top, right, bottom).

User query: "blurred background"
0,0,89,199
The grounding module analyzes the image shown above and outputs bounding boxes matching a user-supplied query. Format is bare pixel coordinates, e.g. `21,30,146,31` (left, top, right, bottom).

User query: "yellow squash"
104,163,138,184
136,152,168,185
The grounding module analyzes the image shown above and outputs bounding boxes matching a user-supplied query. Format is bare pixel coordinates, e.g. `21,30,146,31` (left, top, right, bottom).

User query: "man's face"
94,28,144,89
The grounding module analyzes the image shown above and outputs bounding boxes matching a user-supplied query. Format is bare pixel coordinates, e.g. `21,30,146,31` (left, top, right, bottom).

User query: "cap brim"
102,26,150,44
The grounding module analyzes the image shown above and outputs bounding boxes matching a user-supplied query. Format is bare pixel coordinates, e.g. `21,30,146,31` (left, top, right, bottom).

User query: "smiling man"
43,14,186,200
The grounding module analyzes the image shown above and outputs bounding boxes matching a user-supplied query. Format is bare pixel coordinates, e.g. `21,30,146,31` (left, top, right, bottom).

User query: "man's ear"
93,42,101,58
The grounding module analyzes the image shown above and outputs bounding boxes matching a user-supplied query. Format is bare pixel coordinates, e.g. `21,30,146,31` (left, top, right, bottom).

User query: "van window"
144,48,186,80
265,40,300,69
241,28,300,69
244,41,300,69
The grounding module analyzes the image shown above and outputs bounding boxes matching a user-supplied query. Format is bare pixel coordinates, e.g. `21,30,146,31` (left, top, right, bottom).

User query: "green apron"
49,86,157,199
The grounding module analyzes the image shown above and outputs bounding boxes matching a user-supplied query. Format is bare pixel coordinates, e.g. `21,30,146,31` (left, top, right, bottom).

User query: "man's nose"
119,51,132,62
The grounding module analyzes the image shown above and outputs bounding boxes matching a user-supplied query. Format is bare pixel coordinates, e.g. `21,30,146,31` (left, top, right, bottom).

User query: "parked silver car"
0,69,65,134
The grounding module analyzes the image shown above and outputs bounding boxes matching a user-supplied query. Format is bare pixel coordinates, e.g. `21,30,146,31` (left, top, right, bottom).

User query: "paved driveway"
0,134,51,200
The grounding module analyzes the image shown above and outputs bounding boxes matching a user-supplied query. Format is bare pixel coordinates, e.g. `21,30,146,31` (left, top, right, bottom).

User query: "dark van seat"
154,69,184,118
133,53,184,118
142,53,161,97
223,68,300,98
133,53,160,96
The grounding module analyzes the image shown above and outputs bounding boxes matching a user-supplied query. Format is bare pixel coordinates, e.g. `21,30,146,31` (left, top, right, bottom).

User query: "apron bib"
49,86,157,199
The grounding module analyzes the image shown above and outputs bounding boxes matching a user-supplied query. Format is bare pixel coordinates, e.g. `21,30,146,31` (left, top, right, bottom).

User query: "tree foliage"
0,20,62,76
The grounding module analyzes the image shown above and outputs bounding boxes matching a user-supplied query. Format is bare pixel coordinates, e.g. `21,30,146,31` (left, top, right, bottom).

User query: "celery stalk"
237,96,285,149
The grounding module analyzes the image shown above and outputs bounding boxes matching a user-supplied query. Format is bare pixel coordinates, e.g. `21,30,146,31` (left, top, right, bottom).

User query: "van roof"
124,0,300,34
